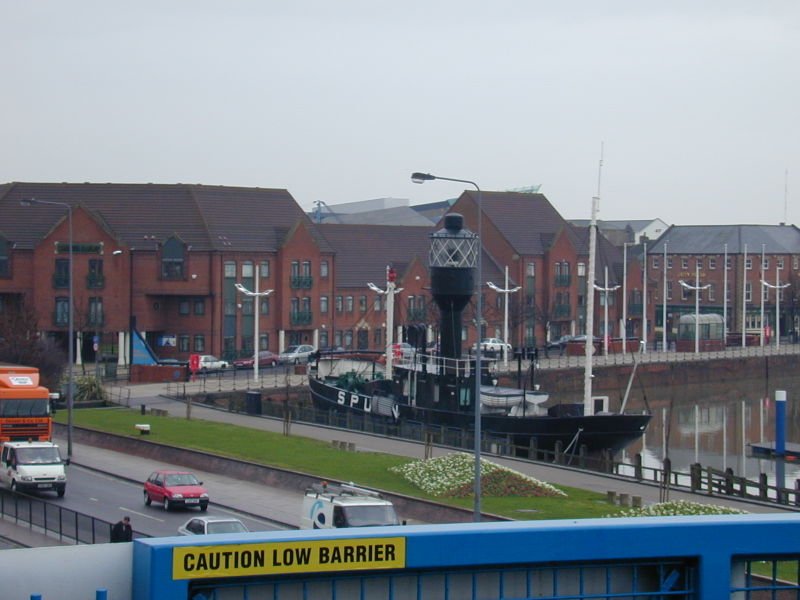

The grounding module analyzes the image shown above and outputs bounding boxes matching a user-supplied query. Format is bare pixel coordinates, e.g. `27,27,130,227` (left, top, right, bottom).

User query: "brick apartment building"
5,181,795,367
646,224,800,347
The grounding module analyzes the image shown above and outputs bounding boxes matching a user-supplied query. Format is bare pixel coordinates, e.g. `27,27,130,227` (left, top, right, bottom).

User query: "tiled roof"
317,224,432,288
461,191,571,256
648,224,800,255
0,182,327,252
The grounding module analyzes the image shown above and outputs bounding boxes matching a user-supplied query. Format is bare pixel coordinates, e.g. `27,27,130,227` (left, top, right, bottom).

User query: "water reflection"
618,370,800,484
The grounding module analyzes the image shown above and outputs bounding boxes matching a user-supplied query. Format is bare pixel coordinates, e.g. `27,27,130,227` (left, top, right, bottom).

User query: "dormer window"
161,237,185,280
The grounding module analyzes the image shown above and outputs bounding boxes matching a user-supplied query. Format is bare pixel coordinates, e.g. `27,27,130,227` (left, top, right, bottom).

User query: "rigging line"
563,427,584,464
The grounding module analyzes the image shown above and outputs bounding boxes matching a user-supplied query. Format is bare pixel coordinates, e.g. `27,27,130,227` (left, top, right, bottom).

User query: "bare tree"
0,302,66,390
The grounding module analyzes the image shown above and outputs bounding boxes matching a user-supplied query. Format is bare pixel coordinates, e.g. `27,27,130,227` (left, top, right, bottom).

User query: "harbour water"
618,369,800,484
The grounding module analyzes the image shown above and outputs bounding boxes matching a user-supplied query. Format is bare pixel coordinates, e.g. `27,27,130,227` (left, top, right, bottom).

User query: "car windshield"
165,473,200,486
16,447,62,465
342,505,400,527
206,520,249,534
0,398,50,417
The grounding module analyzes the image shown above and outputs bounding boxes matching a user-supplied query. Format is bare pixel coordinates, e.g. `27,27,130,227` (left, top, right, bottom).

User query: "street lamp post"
21,198,74,459
761,265,790,349
662,241,668,352
235,265,273,380
742,244,748,348
679,262,711,354
487,266,521,371
760,244,766,347
593,266,620,356
411,171,484,522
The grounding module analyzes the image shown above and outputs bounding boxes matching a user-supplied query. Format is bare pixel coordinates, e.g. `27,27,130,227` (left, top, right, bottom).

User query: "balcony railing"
52,274,69,288
554,274,571,287
290,275,313,289
86,273,105,289
553,304,571,318
290,310,312,325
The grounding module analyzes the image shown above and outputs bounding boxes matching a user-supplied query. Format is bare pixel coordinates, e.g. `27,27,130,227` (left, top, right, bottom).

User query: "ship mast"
584,145,603,415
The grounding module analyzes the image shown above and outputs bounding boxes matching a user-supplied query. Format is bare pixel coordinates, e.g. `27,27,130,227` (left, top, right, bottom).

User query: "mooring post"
776,390,787,496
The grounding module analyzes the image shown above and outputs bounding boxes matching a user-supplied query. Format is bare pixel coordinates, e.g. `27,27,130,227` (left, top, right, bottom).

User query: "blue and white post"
776,390,787,496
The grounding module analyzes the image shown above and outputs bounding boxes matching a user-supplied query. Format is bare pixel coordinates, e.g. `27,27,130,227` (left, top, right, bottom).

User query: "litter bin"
245,391,262,415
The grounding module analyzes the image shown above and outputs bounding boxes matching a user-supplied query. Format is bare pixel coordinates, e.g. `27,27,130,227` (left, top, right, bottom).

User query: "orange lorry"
0,364,53,442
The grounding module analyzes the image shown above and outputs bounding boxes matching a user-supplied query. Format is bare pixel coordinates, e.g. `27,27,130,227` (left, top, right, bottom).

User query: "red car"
232,351,280,370
143,470,209,511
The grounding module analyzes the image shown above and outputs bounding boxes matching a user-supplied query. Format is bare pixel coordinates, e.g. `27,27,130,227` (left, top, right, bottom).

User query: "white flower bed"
609,500,748,518
390,452,566,498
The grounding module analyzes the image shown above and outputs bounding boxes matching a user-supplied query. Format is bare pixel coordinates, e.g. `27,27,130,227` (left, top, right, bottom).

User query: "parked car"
157,358,189,367
232,351,280,370
143,469,209,511
278,344,316,364
472,338,512,353
178,516,249,536
546,335,574,350
392,342,416,359
197,355,229,372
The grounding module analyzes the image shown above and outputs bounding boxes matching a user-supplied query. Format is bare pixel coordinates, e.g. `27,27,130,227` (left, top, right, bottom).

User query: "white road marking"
121,508,164,522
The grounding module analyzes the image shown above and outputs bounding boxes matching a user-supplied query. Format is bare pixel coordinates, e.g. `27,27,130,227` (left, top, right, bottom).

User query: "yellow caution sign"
173,537,406,580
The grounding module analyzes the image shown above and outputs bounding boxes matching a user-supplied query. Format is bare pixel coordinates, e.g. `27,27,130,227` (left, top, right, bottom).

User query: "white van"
0,441,68,497
301,482,400,529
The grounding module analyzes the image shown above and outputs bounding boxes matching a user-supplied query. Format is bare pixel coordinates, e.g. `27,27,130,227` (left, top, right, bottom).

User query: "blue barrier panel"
133,514,800,600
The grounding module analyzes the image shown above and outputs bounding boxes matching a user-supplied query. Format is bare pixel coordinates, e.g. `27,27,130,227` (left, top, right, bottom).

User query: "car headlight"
20,475,33,482
57,475,66,481
172,493,184,499
200,493,209,499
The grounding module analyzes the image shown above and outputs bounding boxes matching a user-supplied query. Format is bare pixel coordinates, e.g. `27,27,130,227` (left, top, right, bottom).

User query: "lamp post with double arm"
679,262,711,354
235,265,273,380
488,266,521,371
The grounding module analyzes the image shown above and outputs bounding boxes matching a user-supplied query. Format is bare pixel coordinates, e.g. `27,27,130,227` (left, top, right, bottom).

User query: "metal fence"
0,486,148,545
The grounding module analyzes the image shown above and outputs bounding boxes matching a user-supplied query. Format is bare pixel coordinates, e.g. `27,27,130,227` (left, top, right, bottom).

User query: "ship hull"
308,377,650,455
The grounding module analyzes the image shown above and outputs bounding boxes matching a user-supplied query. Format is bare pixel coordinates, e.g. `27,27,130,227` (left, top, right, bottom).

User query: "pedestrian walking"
111,516,132,543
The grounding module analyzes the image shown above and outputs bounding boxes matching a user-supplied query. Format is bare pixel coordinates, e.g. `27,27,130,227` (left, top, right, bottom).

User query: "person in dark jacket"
111,516,132,543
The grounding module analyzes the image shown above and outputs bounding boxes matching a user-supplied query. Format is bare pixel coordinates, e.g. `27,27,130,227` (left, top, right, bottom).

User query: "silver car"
178,516,249,535
279,344,316,364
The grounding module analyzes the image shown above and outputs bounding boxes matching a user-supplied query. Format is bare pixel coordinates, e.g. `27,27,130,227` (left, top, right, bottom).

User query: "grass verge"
59,407,626,521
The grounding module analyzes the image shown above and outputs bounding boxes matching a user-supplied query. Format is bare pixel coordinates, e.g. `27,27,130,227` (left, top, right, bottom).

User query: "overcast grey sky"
2,1,798,225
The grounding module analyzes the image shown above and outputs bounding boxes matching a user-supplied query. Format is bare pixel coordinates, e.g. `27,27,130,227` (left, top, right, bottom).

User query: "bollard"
141,403,146,415
96,590,108,600
618,493,631,507
632,496,642,508
30,595,42,600
606,491,617,504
